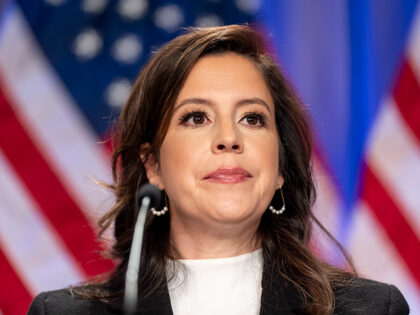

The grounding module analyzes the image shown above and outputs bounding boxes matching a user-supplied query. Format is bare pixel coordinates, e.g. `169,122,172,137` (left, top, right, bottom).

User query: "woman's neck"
169,214,261,259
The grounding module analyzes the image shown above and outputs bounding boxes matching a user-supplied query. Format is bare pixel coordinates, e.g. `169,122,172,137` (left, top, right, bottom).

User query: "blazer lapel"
260,263,305,315
107,287,174,315
136,288,174,315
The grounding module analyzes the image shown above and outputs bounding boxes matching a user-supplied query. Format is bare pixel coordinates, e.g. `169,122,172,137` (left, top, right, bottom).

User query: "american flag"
0,0,419,314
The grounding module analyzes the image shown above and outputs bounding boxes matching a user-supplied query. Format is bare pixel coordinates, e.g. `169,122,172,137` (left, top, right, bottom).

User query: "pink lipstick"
203,167,252,184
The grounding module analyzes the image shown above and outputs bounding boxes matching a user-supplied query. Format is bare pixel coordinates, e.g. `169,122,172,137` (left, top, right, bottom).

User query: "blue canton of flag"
18,0,259,135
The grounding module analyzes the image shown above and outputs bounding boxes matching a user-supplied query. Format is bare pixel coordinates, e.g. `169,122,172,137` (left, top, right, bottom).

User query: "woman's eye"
241,113,266,127
191,113,206,124
180,111,208,126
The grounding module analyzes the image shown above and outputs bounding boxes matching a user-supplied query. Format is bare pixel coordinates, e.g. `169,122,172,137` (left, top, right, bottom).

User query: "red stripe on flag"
393,60,420,142
0,248,32,315
362,166,420,289
0,83,114,277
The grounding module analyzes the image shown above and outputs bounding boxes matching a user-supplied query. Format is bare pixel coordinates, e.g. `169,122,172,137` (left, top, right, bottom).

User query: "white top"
166,249,263,315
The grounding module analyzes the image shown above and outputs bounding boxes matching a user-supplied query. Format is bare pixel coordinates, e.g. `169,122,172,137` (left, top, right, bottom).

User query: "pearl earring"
150,206,168,216
269,187,286,215
150,191,169,216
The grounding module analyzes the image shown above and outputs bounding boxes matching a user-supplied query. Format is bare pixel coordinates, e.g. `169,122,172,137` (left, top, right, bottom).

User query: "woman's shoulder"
27,288,119,315
333,277,409,314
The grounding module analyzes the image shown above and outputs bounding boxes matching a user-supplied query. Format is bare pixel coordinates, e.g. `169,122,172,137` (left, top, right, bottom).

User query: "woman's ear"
140,143,164,190
277,174,285,189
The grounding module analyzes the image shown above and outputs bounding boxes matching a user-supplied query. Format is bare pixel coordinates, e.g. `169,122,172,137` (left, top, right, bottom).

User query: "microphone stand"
123,196,150,315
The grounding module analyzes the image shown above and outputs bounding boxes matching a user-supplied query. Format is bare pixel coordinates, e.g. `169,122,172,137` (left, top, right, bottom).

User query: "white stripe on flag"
407,2,420,83
349,202,420,315
0,3,114,226
366,97,420,239
311,157,342,262
0,150,85,295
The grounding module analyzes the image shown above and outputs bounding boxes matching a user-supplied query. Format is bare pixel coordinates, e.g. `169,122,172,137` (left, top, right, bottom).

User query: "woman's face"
146,53,283,229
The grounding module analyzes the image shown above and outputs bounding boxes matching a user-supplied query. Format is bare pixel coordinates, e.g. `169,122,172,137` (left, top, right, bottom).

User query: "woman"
28,25,409,314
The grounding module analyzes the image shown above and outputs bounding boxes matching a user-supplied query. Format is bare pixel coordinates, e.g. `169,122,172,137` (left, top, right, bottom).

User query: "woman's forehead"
175,53,274,110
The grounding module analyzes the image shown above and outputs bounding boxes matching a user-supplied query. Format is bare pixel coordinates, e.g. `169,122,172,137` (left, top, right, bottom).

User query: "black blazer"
28,271,409,315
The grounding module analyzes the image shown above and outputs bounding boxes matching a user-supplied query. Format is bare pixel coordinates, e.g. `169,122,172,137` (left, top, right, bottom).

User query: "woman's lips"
203,167,252,184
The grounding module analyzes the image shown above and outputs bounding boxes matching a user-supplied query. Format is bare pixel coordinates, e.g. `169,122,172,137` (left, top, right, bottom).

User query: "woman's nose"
211,120,243,154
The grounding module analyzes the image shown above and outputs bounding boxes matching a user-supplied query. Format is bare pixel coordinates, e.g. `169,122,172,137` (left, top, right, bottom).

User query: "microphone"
135,184,161,210
124,184,161,315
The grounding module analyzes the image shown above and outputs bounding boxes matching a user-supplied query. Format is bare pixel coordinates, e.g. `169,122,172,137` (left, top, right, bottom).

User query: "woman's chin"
203,201,262,224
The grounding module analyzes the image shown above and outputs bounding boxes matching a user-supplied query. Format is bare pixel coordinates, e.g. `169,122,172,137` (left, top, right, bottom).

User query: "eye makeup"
179,108,210,127
240,111,267,127
176,104,270,128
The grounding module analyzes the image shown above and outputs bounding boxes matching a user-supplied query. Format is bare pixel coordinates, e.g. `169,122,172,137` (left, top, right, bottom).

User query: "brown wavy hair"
73,24,354,314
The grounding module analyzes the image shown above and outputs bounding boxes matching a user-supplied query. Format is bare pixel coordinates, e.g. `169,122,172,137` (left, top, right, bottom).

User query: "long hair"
73,25,354,314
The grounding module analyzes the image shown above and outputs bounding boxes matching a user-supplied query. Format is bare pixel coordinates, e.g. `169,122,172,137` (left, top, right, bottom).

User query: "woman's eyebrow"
236,98,271,113
174,97,271,113
174,98,213,111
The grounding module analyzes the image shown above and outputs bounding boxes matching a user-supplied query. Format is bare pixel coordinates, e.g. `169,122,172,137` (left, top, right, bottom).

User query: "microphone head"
136,184,161,209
